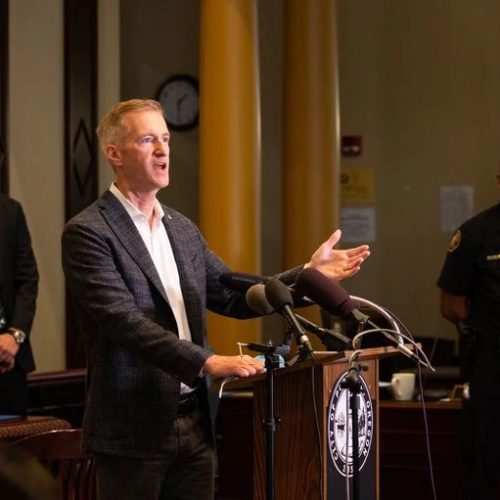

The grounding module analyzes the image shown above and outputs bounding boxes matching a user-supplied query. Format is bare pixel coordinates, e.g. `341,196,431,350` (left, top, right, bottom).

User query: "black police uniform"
437,203,500,500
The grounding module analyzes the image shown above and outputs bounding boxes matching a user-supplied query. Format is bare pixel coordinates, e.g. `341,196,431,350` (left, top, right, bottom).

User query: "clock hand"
176,94,188,120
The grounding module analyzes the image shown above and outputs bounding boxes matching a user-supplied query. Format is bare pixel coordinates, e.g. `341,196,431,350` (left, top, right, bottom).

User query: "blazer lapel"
163,211,205,346
98,191,169,304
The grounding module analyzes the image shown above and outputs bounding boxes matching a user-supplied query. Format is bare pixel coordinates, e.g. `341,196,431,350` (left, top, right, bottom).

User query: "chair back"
13,428,95,500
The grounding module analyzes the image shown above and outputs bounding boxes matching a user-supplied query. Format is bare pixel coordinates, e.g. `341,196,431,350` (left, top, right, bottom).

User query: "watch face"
8,329,25,344
157,75,199,131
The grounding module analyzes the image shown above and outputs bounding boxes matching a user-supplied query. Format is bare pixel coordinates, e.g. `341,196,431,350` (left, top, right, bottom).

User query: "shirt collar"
109,183,165,227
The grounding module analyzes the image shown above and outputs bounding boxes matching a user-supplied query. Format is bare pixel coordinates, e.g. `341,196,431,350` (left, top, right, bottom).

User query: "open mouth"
154,162,167,170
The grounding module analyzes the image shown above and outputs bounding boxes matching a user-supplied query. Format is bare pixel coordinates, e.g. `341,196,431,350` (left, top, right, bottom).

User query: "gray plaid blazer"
62,190,301,457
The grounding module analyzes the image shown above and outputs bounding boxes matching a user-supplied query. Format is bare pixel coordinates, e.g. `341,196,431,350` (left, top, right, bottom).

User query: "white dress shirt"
110,184,194,391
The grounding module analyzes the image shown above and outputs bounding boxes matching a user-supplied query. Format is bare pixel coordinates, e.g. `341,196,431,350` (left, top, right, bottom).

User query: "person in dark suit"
61,99,370,500
0,194,38,415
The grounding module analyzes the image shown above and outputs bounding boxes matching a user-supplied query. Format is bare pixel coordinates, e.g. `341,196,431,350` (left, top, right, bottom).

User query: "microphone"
296,269,423,363
220,272,269,293
246,283,350,347
295,268,369,323
246,284,274,315
264,279,313,355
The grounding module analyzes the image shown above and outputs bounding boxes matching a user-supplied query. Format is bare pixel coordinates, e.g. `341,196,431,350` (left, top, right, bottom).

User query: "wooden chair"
13,428,95,500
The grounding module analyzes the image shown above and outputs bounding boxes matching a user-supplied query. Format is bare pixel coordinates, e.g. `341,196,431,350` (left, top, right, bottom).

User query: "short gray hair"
96,99,163,151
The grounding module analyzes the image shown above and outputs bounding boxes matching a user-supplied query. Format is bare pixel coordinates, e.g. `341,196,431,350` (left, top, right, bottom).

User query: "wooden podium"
225,345,403,500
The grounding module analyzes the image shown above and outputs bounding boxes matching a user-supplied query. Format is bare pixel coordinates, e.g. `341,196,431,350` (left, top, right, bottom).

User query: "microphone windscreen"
295,267,360,318
246,284,274,315
219,272,268,293
264,279,293,310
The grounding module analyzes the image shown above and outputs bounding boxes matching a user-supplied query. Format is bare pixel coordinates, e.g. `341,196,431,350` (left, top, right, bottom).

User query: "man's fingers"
205,354,264,379
325,229,342,249
345,244,370,257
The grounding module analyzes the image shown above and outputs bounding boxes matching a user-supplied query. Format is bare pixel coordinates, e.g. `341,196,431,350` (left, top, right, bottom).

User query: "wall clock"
157,74,199,131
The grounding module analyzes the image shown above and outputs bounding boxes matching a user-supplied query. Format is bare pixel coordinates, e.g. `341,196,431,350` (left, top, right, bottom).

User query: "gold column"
199,0,261,354
282,0,340,269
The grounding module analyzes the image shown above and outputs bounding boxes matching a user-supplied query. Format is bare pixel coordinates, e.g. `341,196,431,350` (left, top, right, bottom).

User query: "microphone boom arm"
350,295,404,346
294,313,351,346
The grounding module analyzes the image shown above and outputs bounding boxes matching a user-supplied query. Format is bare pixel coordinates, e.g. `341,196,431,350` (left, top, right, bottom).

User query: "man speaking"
62,98,370,500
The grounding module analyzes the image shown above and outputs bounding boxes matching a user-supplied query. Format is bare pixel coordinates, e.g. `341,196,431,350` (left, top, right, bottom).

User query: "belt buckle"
179,393,193,404
177,392,197,415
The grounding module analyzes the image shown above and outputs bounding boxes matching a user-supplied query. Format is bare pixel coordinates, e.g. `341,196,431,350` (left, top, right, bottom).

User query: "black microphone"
219,272,269,293
295,268,369,323
246,283,274,315
246,283,350,346
296,268,422,362
264,279,313,355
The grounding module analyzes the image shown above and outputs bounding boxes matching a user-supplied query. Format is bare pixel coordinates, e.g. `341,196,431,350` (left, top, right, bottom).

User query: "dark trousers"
94,405,214,500
0,364,28,415
463,348,500,500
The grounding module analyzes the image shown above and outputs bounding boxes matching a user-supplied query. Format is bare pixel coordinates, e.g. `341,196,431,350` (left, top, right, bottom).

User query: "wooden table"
379,399,463,500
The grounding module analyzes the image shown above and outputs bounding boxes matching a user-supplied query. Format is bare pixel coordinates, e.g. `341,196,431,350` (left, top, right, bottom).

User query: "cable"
344,370,351,500
351,327,435,371
218,376,238,399
377,329,434,369
416,362,438,500
351,324,438,499
351,295,405,345
343,350,363,500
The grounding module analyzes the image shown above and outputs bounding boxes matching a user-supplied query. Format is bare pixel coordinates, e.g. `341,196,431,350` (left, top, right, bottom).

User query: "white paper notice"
340,207,376,243
440,186,474,232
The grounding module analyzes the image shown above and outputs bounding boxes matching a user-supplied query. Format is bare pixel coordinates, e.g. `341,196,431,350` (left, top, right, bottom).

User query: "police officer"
437,173,500,500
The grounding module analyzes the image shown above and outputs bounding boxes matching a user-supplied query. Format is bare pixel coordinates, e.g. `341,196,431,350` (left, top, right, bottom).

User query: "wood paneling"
64,0,98,368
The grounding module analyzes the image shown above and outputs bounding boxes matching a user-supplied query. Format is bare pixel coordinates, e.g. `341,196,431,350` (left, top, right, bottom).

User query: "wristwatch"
7,328,26,344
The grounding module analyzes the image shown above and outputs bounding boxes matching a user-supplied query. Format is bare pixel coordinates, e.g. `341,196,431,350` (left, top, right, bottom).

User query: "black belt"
177,392,199,416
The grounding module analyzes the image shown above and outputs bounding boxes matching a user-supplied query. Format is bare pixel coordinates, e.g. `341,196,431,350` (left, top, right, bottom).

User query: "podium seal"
327,370,374,478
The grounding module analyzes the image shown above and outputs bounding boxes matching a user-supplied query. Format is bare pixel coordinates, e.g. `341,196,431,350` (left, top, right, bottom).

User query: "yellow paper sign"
340,167,375,203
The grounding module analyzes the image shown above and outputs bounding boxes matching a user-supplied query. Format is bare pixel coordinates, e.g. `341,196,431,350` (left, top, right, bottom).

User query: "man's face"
109,110,171,193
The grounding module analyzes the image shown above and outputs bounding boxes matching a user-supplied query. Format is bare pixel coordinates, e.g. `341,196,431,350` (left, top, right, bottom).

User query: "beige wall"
338,0,500,344
8,1,500,370
9,0,65,371
120,0,201,223
98,0,122,193
120,0,288,343
8,0,120,372
120,0,500,349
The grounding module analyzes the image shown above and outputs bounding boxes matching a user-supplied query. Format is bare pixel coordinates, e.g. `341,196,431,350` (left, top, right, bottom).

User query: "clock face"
157,75,199,131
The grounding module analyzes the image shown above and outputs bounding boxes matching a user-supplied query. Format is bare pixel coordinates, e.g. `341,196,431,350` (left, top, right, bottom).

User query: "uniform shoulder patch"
448,229,461,252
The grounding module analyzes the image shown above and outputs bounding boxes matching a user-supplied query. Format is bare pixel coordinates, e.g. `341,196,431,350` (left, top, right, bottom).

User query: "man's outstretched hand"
306,229,370,280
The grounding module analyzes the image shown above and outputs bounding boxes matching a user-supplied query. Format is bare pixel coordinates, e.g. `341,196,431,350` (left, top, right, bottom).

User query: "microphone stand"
341,362,367,500
295,313,352,347
247,342,288,500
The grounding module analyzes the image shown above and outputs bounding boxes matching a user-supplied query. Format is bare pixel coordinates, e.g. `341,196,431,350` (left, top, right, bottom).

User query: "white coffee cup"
390,372,416,401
